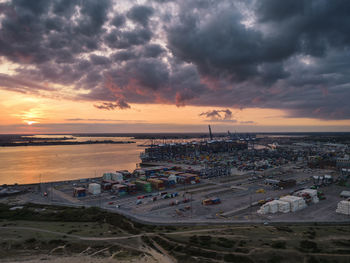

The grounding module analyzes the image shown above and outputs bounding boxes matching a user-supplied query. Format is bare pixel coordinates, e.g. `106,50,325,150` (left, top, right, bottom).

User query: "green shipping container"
135,180,152,193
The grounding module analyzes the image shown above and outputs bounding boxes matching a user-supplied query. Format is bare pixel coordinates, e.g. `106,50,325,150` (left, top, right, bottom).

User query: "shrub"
189,235,198,244
271,241,286,249
25,238,36,243
224,254,253,263
299,240,319,252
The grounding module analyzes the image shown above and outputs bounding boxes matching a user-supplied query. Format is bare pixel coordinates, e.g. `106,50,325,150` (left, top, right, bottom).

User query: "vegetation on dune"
1,203,350,262
0,203,146,234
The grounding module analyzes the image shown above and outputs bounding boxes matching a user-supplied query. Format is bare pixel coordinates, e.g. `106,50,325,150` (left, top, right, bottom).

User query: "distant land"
1,132,350,147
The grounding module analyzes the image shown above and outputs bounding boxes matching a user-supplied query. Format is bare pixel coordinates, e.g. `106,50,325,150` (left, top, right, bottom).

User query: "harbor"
2,131,350,225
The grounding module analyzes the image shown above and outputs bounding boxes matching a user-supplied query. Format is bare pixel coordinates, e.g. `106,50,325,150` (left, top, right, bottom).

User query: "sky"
0,0,350,134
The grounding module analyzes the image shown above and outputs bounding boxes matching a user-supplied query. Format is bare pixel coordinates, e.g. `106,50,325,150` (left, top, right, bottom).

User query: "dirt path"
0,226,178,263
0,226,144,240
143,245,176,263
0,226,232,241
0,225,261,241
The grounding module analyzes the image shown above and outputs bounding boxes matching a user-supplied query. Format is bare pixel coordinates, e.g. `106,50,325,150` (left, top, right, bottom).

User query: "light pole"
249,189,253,220
185,191,193,218
50,182,52,204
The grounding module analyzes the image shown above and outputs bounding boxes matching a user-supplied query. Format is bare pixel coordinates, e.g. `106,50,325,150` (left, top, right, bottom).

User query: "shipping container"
178,173,200,184
147,178,165,190
112,184,128,196
278,179,296,188
73,187,86,197
135,180,152,193
102,182,112,191
126,183,137,194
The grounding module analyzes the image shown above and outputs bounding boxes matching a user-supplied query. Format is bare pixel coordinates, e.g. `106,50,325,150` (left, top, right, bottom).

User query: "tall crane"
208,125,213,140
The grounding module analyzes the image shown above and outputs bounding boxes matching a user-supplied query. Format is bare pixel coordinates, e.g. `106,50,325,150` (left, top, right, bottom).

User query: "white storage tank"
280,195,306,212
257,204,270,215
340,191,350,198
276,200,290,213
336,200,350,215
268,200,279,214
103,173,112,181
88,183,101,195
111,172,123,182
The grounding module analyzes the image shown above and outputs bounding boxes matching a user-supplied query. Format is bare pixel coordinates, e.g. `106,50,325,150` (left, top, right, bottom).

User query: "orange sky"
1,89,350,134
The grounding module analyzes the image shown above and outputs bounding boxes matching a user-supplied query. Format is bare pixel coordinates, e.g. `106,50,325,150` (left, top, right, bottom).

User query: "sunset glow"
0,0,349,134
24,120,39,126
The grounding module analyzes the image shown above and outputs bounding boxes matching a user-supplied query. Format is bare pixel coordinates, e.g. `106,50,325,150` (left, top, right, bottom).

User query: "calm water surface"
0,143,145,184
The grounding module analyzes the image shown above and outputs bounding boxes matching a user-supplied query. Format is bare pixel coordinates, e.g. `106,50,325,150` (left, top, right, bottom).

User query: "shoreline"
0,140,136,147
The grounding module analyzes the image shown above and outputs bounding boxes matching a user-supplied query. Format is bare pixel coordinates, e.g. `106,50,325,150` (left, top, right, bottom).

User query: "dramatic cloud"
199,109,235,122
0,0,349,120
127,5,154,27
0,73,53,93
93,100,130,110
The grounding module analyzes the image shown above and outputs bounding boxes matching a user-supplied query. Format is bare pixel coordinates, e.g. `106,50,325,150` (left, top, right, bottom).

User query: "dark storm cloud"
164,0,350,119
167,6,263,80
126,5,154,27
89,54,111,65
0,0,111,65
152,0,174,3
111,50,138,61
142,44,165,58
104,28,152,49
122,58,169,90
111,14,126,28
0,0,350,120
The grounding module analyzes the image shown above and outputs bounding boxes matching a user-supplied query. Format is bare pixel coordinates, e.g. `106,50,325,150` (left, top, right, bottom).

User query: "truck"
317,191,326,200
202,197,221,205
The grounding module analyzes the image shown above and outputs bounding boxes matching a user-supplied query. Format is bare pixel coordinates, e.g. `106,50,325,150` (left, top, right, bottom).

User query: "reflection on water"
0,143,144,185
21,135,134,142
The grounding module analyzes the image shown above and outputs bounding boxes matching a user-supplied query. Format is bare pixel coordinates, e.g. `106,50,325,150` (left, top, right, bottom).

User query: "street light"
185,191,193,218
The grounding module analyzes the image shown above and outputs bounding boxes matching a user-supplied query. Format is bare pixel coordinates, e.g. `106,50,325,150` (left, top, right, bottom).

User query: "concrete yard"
4,162,349,225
